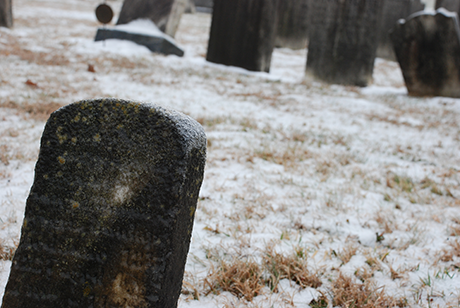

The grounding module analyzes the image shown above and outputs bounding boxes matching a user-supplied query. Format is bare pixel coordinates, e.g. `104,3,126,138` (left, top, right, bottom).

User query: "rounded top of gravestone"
96,3,114,24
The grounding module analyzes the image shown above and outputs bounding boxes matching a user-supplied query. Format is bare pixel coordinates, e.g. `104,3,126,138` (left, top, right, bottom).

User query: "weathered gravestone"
389,9,460,97
0,0,13,28
117,0,188,38
306,0,384,87
1,98,206,307
206,0,279,73
275,0,310,50
436,0,460,14
377,0,425,60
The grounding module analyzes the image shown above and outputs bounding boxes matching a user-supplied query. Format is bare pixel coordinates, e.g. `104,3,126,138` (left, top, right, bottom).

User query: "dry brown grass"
337,244,359,265
0,100,63,121
329,273,406,308
263,247,322,292
203,258,265,301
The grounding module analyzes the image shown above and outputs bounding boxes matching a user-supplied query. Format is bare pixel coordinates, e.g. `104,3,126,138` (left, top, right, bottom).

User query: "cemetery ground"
0,0,459,307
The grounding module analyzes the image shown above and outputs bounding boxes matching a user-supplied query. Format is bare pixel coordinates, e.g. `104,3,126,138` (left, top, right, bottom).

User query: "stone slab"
95,19,184,57
1,98,206,307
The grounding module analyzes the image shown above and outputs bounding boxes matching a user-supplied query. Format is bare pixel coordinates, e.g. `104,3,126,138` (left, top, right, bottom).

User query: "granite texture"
2,98,206,307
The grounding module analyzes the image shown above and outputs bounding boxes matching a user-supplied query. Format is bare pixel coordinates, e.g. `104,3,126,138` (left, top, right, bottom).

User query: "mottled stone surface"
306,0,384,87
94,27,184,57
275,0,310,50
390,9,460,97
206,0,279,73
117,0,188,37
2,98,206,308
0,0,13,28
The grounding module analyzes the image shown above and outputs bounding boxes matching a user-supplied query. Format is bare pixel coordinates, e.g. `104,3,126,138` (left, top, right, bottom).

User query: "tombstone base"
95,23,184,57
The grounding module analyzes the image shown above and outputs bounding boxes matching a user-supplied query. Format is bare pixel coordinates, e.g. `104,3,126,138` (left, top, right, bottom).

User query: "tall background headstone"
275,0,310,50
390,9,460,97
306,0,384,87
206,0,279,73
0,0,13,28
1,98,206,307
117,0,188,37
377,0,425,61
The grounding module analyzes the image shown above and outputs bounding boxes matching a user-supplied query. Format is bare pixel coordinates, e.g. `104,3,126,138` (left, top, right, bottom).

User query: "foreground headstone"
275,0,310,49
95,19,184,57
2,98,206,307
117,0,188,38
377,0,425,60
0,0,12,28
390,9,460,97
306,0,384,87
436,0,460,14
206,0,279,72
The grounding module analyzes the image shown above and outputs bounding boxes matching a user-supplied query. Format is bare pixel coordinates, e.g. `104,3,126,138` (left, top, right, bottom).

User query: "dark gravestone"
306,0,384,87
95,20,185,57
206,0,279,73
390,9,460,97
436,0,460,14
117,0,188,38
2,98,206,307
0,0,13,28
377,0,425,61
275,0,310,50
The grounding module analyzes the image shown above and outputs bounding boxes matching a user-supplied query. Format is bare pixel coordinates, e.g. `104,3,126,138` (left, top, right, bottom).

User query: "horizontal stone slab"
95,19,184,57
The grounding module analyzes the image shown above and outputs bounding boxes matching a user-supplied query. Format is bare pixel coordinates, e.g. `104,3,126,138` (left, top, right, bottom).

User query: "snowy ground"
1,0,460,307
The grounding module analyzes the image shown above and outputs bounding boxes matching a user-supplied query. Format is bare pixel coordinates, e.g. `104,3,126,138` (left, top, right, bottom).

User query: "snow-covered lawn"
1,0,459,306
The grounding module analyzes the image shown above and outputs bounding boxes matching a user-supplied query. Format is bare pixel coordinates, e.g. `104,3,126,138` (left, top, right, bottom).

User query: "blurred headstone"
377,0,425,61
0,0,13,28
95,19,184,57
206,0,279,72
410,0,426,13
435,0,460,14
117,0,188,38
390,9,460,97
306,0,384,87
275,0,310,50
1,98,206,308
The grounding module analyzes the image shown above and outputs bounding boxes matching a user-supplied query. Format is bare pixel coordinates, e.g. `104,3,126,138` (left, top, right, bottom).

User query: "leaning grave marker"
390,9,460,98
1,98,206,307
306,0,384,87
117,0,188,38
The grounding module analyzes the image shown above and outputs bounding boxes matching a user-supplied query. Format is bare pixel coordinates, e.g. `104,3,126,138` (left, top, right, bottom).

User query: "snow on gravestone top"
390,8,460,97
1,98,206,308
